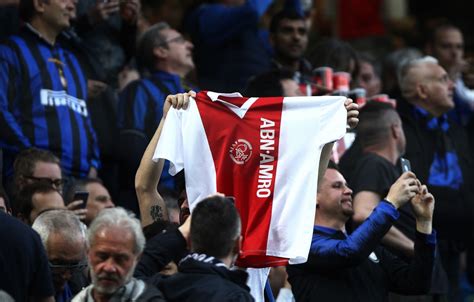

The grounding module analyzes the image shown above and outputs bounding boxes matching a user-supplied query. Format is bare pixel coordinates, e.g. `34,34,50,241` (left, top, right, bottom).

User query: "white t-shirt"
153,91,347,267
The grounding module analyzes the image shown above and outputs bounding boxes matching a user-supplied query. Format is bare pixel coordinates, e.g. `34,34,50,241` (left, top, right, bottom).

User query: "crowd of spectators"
1,0,474,301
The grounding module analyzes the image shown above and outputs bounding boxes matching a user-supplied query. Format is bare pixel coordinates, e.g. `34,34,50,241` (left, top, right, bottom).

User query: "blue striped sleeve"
0,44,32,151
118,80,149,132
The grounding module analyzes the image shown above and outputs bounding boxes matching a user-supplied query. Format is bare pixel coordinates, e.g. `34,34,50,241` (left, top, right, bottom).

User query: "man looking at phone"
33,209,88,302
70,178,115,225
346,101,449,299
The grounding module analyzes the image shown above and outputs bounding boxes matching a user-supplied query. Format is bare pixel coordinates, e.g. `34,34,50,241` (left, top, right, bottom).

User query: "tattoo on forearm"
150,205,164,221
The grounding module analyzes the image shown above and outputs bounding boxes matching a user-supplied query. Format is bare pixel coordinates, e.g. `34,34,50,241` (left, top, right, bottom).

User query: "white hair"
399,56,439,100
87,207,145,255
32,209,87,248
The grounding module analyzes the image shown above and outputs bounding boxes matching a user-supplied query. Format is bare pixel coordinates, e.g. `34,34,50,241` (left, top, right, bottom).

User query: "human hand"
462,57,474,89
119,0,140,25
163,91,196,119
87,80,107,98
67,200,88,222
411,184,435,221
385,172,420,209
88,0,120,25
344,98,359,129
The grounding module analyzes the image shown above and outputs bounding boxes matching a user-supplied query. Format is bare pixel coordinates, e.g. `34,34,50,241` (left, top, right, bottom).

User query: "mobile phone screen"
73,191,89,209
400,158,412,173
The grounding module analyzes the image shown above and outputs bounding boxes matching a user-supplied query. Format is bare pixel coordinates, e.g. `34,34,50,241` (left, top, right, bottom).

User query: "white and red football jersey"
153,91,347,267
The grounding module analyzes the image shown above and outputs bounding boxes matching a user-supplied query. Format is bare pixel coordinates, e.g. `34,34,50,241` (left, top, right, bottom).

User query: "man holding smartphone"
341,101,449,299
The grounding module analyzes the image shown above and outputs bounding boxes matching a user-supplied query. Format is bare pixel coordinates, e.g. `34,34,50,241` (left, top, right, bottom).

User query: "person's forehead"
278,18,306,29
436,28,463,44
324,168,345,183
91,227,135,253
47,232,85,259
161,28,181,39
33,161,61,176
86,182,108,195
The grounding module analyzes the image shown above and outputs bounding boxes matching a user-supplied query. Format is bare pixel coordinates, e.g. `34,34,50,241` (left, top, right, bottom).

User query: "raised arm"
135,92,194,228
307,172,419,270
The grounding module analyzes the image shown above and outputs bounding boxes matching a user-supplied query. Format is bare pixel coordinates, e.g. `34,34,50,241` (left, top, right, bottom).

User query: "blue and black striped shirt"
0,25,100,177
118,70,190,189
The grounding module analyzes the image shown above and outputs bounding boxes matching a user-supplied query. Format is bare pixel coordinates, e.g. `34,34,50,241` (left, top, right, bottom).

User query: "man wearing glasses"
13,148,65,193
33,209,88,302
117,22,195,214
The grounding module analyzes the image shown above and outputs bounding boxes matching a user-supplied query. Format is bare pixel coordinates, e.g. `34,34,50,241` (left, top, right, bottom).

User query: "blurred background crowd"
1,0,474,301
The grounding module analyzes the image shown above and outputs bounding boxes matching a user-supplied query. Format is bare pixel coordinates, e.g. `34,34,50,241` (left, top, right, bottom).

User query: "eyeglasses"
24,176,66,188
157,35,187,47
49,261,88,274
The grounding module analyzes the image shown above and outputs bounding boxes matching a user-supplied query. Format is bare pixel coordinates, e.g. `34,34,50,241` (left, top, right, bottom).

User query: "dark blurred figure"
74,0,140,87
0,185,11,214
269,9,311,89
141,0,185,31
245,69,303,97
355,52,382,98
184,0,302,92
308,38,359,80
117,22,195,214
426,24,474,127
0,210,54,302
398,56,474,301
382,47,422,100
0,0,20,39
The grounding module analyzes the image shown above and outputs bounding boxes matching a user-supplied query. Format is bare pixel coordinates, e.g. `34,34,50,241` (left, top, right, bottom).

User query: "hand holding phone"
400,158,412,173
73,191,89,209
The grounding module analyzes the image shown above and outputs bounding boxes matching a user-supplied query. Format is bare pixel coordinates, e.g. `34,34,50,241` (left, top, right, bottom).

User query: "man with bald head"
398,56,474,301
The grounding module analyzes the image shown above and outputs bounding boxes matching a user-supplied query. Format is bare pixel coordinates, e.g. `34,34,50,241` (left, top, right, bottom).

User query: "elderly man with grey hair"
116,22,196,216
72,207,165,302
397,56,474,300
32,209,88,302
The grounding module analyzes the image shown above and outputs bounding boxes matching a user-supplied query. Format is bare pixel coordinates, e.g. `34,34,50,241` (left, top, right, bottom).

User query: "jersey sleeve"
315,96,347,147
0,45,32,151
152,104,185,176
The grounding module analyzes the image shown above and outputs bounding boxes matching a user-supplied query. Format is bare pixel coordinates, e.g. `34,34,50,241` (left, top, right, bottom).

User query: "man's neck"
29,19,60,45
155,63,187,78
274,56,300,73
363,146,399,166
315,216,346,232
92,289,112,302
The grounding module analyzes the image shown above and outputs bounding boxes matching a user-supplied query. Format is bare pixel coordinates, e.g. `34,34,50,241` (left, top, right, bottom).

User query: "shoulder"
138,283,166,302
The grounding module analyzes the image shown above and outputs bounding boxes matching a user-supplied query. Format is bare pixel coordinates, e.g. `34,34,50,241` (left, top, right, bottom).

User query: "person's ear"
416,83,429,100
233,235,242,256
153,46,168,60
33,0,47,14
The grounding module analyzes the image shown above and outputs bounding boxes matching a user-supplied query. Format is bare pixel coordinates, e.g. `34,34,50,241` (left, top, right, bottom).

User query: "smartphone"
400,158,412,173
73,191,89,209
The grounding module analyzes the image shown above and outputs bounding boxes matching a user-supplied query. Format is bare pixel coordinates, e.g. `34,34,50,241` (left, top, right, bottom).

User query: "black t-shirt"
349,153,416,243
0,212,54,302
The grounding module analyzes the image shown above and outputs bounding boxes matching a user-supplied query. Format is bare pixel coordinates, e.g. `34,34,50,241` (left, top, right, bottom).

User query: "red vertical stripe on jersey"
195,91,287,267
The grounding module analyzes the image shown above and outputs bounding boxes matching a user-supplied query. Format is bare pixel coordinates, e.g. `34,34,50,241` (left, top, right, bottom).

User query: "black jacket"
397,99,474,241
158,253,254,302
